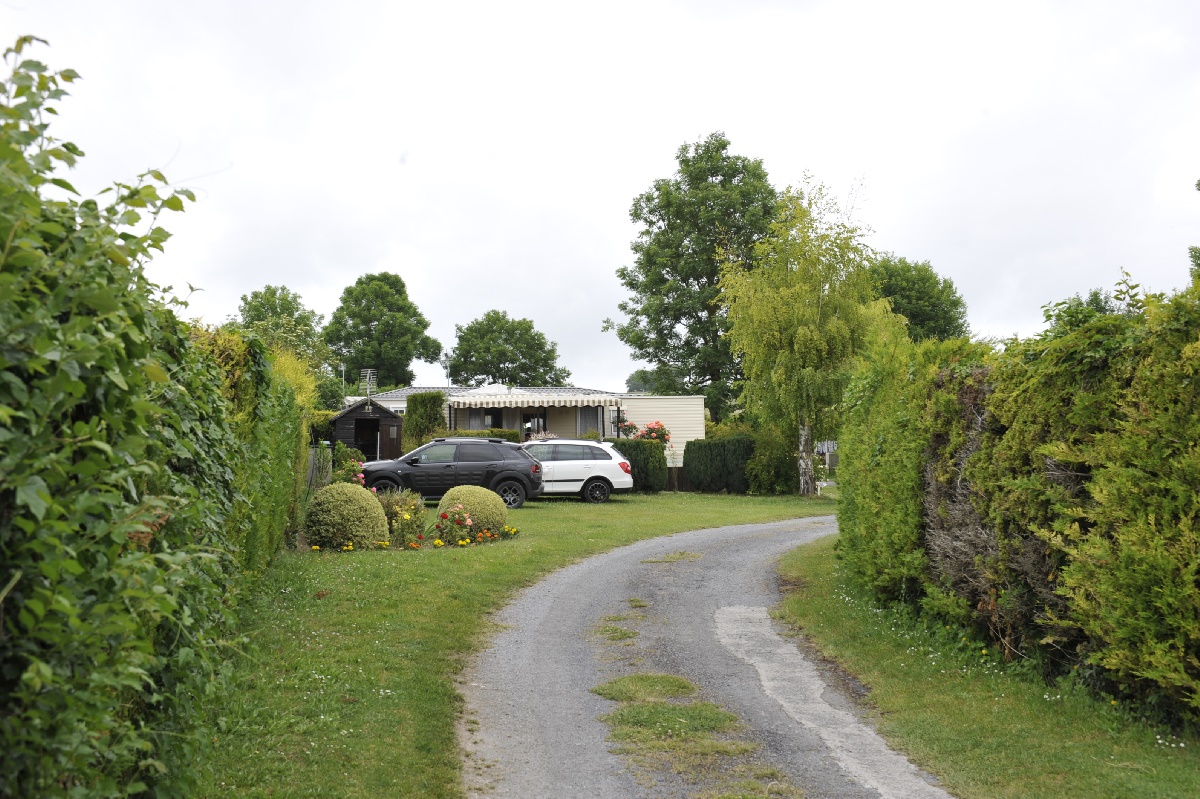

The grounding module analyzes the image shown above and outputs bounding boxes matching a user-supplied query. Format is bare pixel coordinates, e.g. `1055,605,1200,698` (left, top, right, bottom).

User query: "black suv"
362,437,543,509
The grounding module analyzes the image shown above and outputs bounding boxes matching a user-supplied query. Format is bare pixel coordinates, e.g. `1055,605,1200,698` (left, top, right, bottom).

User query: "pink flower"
371,486,377,493
465,519,472,526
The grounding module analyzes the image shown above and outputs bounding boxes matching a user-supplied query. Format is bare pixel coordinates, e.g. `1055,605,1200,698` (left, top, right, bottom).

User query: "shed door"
380,420,403,460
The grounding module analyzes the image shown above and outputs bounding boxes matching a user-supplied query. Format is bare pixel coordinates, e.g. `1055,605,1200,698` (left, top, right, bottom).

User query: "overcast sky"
5,0,1199,391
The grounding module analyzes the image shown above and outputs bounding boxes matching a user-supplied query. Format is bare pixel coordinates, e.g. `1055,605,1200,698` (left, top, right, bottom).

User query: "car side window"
526,444,555,462
417,443,457,464
458,443,502,462
557,444,588,461
587,446,612,460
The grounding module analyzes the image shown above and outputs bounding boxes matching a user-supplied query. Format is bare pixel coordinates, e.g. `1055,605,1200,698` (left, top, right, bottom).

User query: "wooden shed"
329,398,404,461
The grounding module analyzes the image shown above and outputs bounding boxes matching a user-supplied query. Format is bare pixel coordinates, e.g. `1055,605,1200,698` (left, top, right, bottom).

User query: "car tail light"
530,463,541,474
618,461,631,475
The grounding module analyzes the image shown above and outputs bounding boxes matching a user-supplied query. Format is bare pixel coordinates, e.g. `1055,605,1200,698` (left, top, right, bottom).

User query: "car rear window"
458,442,503,462
587,446,612,460
525,443,555,462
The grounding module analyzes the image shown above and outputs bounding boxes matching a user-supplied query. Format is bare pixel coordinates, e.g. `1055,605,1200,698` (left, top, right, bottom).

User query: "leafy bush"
0,40,249,797
404,391,446,446
436,485,507,535
611,439,668,492
376,488,426,547
304,483,388,551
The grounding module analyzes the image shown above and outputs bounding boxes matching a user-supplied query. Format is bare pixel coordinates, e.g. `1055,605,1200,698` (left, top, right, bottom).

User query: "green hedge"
837,277,1200,721
684,436,754,493
0,44,306,797
453,428,522,442
404,391,445,447
611,438,668,492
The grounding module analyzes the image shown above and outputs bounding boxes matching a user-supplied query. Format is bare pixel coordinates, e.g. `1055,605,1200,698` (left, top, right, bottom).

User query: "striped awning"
448,394,621,409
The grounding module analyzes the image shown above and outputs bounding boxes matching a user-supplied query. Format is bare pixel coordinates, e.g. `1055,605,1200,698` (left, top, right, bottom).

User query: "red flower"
440,512,449,519
417,533,424,540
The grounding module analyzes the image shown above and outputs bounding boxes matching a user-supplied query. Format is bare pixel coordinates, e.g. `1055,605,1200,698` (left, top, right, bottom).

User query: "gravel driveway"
459,516,955,799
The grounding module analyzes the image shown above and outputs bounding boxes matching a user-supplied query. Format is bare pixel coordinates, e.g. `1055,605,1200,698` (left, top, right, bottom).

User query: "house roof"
330,397,403,421
353,385,696,410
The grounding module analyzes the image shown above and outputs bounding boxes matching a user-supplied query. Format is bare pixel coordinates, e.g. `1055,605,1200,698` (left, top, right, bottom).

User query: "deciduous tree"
605,132,777,420
323,273,440,387
868,254,968,341
234,284,329,364
448,310,570,387
723,185,877,495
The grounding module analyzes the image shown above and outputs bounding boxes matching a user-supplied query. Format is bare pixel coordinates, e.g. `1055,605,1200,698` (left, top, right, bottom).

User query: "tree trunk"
797,422,816,496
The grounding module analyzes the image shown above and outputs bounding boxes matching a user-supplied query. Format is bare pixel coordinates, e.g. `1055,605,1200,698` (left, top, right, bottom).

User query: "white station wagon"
520,439,634,503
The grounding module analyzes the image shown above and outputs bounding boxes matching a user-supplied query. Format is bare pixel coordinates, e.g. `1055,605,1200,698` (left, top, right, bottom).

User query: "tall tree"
723,185,877,495
868,254,968,341
448,310,570,387
605,132,777,421
234,284,329,364
322,273,440,387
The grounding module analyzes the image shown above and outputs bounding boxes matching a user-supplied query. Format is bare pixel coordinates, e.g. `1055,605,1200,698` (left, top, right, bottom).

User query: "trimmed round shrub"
304,482,388,550
436,485,508,535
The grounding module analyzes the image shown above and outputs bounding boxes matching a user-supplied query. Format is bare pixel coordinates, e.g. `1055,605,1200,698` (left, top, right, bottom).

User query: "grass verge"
592,674,803,798
776,536,1199,799
199,492,833,797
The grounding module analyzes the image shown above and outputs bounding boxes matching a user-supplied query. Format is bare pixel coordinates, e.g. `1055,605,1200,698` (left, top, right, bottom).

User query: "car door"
524,443,556,491
552,444,593,492
408,443,458,495
456,442,504,488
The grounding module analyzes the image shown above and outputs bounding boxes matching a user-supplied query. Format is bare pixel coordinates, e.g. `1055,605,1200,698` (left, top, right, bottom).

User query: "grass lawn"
776,536,1200,799
198,493,833,798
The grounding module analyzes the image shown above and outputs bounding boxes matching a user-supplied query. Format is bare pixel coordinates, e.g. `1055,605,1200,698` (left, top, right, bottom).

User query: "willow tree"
722,186,876,495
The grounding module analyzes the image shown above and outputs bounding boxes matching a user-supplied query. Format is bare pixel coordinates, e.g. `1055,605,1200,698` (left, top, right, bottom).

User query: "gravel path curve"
459,516,954,799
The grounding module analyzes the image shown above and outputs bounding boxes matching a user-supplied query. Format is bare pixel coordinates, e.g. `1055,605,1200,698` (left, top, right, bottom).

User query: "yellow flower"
433,539,444,548
403,514,410,520
311,546,320,551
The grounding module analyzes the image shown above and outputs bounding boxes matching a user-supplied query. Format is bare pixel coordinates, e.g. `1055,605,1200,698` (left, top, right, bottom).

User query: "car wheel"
581,478,611,503
495,481,526,510
371,477,401,493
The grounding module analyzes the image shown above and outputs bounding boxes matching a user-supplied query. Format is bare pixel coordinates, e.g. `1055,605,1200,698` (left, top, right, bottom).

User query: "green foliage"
0,39,245,797
314,375,346,411
606,132,778,421
322,273,440,387
375,488,425,547
1054,283,1200,715
190,327,304,573
448,310,570,387
403,391,445,448
868,253,969,341
683,436,753,494
310,409,336,443
452,428,522,443
611,439,668,492
233,284,329,366
723,184,876,494
303,483,388,551
744,423,800,495
435,486,508,535
333,440,366,468
838,269,1200,722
